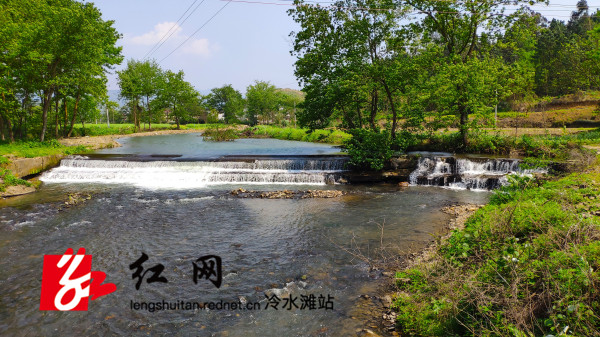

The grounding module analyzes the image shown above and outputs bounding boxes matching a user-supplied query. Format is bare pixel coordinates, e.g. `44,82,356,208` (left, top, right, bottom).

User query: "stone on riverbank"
230,188,344,199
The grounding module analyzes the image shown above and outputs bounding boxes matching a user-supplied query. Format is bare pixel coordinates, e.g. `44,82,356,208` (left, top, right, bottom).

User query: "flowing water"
409,154,542,190
0,135,490,336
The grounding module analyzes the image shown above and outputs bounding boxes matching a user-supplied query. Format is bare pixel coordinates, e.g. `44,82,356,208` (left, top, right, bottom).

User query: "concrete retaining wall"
6,155,64,178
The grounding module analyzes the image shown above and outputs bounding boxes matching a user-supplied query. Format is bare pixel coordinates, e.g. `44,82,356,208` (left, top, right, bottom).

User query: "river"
0,134,489,336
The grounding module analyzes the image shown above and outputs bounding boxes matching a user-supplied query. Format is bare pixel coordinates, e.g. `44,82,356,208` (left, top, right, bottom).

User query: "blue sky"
90,0,599,94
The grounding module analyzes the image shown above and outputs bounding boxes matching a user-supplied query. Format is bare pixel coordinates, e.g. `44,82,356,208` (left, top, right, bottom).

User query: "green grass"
0,140,88,158
408,128,600,161
249,125,351,145
393,162,600,336
0,167,31,192
68,123,216,137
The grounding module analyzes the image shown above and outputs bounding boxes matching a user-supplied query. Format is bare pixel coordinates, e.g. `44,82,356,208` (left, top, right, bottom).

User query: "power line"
159,2,231,63
274,0,596,7
147,0,209,60
143,0,199,59
221,0,600,17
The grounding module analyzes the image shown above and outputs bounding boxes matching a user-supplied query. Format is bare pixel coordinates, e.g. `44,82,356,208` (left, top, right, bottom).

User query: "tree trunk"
369,89,378,131
146,96,150,130
135,104,141,131
55,94,60,139
341,106,355,129
381,80,397,142
17,116,24,140
459,105,469,148
356,100,363,129
40,88,54,141
67,93,81,137
0,93,6,141
4,115,14,142
63,98,68,137
0,115,5,141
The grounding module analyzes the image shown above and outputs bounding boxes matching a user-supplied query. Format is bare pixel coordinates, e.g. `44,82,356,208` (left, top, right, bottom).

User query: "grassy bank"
0,140,88,159
393,159,600,336
410,128,600,161
0,124,224,159
0,167,31,192
247,125,351,145
68,123,214,137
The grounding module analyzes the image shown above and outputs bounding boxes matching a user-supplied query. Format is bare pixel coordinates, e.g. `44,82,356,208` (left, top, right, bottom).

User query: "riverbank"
390,156,600,336
0,128,208,195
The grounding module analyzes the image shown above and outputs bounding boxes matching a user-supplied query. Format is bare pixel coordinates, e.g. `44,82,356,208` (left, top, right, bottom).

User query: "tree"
246,81,278,125
289,0,408,137
401,0,546,147
204,85,244,124
136,60,162,130
153,70,198,129
0,0,122,141
117,60,146,131
276,89,304,126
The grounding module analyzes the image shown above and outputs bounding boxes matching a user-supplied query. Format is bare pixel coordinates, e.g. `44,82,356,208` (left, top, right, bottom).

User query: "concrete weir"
6,154,64,178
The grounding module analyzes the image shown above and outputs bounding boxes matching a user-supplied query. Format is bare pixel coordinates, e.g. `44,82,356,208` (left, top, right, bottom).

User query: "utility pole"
106,104,110,127
494,89,498,127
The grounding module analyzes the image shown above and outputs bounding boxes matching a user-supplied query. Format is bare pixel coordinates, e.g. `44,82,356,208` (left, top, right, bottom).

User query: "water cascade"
409,156,539,190
40,155,349,188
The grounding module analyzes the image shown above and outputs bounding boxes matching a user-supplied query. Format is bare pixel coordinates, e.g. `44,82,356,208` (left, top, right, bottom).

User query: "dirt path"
584,144,600,154
58,129,204,150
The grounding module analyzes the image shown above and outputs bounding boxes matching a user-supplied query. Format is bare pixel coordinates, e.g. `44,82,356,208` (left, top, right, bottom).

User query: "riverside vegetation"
393,158,600,336
3,1,600,334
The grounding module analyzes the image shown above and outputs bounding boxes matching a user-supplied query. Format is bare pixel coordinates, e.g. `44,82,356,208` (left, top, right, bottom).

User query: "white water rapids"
41,154,544,190
409,156,544,190
40,156,348,189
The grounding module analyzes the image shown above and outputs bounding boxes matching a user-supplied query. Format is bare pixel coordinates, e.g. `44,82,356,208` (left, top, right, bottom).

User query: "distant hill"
276,88,305,99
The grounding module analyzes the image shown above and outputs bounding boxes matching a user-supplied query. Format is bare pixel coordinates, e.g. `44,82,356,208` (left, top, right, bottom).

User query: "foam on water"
409,156,545,190
41,156,348,189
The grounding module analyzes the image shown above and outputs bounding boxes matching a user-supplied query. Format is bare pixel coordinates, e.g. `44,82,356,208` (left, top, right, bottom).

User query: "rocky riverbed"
230,188,344,199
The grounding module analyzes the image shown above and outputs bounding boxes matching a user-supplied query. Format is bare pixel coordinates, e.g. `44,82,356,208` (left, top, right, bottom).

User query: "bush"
202,126,239,141
248,125,351,144
0,168,31,192
343,129,393,171
393,165,600,336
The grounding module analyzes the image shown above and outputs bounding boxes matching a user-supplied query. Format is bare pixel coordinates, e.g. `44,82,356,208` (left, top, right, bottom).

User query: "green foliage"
0,140,88,158
204,85,245,124
1,0,123,141
393,164,600,336
249,125,350,145
0,168,31,192
343,129,393,171
153,70,199,129
246,81,279,126
202,126,240,142
117,59,200,131
409,128,600,161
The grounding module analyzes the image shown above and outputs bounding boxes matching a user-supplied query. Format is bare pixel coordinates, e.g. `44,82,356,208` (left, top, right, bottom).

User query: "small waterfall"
409,156,539,190
41,155,348,188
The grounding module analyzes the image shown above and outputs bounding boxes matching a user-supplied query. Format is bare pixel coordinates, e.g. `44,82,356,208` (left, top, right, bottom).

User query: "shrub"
343,129,393,171
0,168,31,192
393,165,600,336
202,126,239,141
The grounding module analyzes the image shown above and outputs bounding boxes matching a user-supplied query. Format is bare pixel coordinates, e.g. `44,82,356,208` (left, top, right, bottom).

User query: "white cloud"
182,38,219,57
128,22,216,57
130,22,182,46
